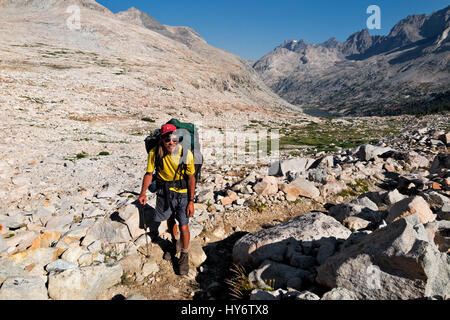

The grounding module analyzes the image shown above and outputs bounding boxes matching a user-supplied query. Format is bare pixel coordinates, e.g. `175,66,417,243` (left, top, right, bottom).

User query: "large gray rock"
353,197,378,211
308,168,331,184
316,238,337,265
233,212,351,268
356,145,392,161
61,244,89,265
285,242,315,269
10,247,59,269
439,132,450,146
45,259,78,273
81,218,132,245
295,291,321,300
358,191,385,207
340,231,372,250
321,287,358,300
329,201,385,224
248,260,312,290
0,257,24,285
59,220,95,245
424,220,450,253
328,203,362,222
269,157,316,176
45,214,73,232
383,189,407,206
253,176,278,196
116,203,146,240
47,263,123,300
268,161,282,176
320,180,347,198
397,173,429,194
316,214,450,299
0,276,48,300
250,288,284,300
141,261,159,277
385,150,430,170
4,230,38,254
0,214,24,229
343,216,371,232
190,240,207,267
189,220,204,239
429,153,450,175
280,178,320,201
386,196,436,225
420,191,450,212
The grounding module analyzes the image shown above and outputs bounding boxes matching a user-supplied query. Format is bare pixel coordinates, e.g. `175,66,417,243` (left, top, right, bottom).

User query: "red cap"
160,124,177,136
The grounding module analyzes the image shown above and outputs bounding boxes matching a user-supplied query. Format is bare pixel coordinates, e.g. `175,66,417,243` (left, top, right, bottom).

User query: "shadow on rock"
193,231,248,300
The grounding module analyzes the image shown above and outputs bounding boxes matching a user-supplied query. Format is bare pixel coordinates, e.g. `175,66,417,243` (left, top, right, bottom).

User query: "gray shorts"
154,190,190,227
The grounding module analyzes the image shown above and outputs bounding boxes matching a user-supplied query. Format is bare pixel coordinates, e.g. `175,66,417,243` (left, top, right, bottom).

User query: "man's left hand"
187,201,195,218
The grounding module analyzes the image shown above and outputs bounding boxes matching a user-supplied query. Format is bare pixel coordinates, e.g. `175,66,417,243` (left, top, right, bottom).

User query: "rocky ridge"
253,5,450,116
0,0,298,120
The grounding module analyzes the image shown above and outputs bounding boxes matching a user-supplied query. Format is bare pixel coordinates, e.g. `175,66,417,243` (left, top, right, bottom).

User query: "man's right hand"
138,193,147,206
139,173,153,205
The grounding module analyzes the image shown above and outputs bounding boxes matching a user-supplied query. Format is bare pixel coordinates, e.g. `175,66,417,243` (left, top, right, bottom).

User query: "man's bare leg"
167,215,178,242
163,216,179,260
179,224,190,251
178,224,190,275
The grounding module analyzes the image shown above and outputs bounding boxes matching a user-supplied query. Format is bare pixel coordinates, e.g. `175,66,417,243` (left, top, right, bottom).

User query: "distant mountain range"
254,5,450,116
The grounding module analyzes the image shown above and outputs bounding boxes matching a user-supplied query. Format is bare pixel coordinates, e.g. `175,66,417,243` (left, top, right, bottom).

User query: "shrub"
76,152,88,159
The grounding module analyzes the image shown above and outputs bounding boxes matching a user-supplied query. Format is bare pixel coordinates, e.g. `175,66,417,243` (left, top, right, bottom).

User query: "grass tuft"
225,264,274,300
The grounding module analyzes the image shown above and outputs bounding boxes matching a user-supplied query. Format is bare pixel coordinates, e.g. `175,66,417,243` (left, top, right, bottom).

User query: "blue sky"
97,0,449,61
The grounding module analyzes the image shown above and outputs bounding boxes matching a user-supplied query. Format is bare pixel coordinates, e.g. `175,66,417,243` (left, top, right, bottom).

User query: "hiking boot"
178,251,189,276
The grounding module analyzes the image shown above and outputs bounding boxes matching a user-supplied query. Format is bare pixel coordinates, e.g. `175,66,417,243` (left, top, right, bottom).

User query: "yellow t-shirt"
146,145,195,193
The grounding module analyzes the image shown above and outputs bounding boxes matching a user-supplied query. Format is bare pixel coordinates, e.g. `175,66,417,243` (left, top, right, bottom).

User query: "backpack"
166,118,203,181
144,129,160,154
144,119,203,184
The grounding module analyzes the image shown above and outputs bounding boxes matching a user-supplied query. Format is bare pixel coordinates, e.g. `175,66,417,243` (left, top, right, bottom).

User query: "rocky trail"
0,112,449,300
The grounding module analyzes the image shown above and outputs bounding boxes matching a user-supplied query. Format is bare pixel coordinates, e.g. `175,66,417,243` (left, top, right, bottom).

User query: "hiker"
138,123,196,276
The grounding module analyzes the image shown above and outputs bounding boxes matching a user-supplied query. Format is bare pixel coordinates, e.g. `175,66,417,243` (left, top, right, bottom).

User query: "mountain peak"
321,37,341,49
341,29,374,55
125,6,140,12
116,6,206,49
279,39,309,52
116,6,166,31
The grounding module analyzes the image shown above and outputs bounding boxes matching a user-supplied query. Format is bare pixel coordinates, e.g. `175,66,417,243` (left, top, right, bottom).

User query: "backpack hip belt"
156,178,188,196
156,178,188,212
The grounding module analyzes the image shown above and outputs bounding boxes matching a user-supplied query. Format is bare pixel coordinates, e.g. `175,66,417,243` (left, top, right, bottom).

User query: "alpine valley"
254,5,450,116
